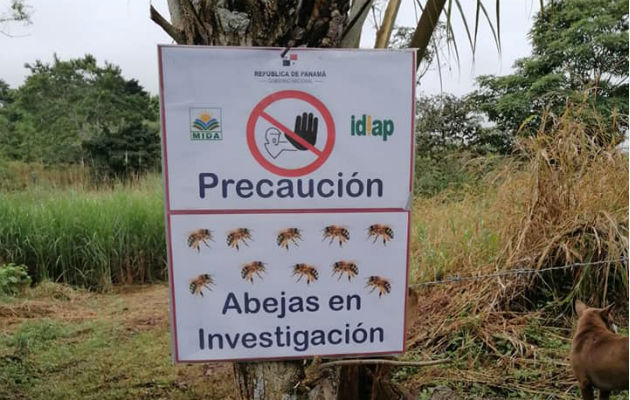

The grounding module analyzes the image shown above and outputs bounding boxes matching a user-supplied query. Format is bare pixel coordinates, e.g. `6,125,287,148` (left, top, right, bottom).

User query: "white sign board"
159,46,415,362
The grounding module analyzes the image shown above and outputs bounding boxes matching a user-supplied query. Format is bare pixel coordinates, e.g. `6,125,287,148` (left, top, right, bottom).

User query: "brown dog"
570,300,629,400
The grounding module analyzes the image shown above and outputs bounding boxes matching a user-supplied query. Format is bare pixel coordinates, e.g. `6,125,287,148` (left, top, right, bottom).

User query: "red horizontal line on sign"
175,348,404,364
168,208,407,215
260,111,323,157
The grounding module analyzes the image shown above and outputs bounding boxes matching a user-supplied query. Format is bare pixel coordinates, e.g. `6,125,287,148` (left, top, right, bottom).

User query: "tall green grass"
0,175,166,290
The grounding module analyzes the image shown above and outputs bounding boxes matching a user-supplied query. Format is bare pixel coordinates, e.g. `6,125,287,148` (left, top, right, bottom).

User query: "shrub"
0,263,31,296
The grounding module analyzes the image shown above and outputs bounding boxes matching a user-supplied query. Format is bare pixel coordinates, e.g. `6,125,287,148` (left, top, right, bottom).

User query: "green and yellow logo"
190,108,222,141
350,114,394,141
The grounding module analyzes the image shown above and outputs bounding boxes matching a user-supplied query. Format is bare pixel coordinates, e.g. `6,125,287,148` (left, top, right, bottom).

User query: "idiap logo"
247,90,335,177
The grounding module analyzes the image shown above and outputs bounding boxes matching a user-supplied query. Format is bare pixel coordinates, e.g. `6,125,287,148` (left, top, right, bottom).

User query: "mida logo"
350,114,394,141
190,108,222,140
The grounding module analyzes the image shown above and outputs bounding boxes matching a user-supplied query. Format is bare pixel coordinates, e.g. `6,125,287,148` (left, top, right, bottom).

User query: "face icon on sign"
264,127,296,159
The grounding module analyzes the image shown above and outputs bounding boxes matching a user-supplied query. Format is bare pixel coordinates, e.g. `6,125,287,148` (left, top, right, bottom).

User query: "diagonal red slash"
260,111,323,157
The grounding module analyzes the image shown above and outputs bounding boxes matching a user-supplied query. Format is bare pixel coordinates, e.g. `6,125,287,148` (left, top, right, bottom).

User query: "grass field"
0,283,235,400
0,175,166,290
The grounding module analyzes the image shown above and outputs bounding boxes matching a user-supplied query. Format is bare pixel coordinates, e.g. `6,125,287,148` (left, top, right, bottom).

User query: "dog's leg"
598,390,610,400
578,383,594,400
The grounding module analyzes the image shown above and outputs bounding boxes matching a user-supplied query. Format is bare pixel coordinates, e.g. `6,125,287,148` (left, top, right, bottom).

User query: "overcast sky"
0,0,540,96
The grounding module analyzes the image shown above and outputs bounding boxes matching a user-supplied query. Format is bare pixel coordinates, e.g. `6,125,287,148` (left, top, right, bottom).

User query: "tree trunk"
152,0,350,48
339,0,371,48
152,1,442,398
234,359,340,400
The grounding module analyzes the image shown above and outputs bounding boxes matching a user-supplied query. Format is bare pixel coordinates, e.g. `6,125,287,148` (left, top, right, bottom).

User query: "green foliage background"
470,0,628,140
0,55,161,180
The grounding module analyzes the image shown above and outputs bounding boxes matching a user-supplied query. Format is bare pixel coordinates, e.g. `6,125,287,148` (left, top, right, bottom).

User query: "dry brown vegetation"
498,108,628,306
404,107,628,398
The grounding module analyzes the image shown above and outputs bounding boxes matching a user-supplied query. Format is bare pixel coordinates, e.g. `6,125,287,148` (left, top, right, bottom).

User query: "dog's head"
575,300,617,333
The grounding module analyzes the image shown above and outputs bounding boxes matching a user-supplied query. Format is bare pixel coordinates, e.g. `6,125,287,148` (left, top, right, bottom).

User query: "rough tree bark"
152,1,443,398
151,0,350,48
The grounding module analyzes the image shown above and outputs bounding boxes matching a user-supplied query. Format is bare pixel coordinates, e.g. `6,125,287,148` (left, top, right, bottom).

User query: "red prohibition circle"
246,90,335,177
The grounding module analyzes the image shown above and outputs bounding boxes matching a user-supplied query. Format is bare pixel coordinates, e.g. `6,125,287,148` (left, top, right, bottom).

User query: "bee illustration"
322,225,350,247
241,261,266,283
276,228,303,250
187,229,213,252
226,228,252,250
367,224,394,245
366,276,391,297
292,263,319,285
189,274,214,297
332,260,359,281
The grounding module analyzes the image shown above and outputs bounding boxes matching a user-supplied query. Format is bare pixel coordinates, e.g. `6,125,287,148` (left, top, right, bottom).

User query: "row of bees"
187,224,395,252
188,261,392,298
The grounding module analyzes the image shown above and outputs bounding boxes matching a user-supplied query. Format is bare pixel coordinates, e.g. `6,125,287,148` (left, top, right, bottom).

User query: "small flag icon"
282,54,298,66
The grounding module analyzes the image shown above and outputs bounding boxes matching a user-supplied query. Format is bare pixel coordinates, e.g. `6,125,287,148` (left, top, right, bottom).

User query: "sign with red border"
158,46,416,363
247,90,335,177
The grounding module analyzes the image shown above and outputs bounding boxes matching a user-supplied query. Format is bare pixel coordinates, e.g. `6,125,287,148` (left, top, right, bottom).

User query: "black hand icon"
286,112,318,151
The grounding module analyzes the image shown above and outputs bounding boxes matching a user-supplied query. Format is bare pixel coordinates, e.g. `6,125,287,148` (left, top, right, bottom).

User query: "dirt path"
1,283,170,332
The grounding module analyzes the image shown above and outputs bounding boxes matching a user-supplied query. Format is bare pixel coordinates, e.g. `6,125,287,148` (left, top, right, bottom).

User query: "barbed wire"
409,257,628,287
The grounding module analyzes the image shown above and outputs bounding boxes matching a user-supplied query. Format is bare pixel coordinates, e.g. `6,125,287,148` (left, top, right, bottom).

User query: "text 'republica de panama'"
198,172,384,200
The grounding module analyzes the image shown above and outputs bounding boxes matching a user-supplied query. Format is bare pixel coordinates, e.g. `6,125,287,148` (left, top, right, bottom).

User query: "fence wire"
409,257,628,288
